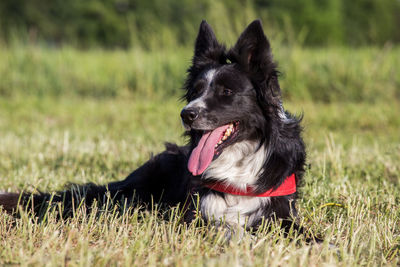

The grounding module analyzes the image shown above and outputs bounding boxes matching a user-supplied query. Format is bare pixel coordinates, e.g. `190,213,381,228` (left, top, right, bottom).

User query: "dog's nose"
181,108,199,125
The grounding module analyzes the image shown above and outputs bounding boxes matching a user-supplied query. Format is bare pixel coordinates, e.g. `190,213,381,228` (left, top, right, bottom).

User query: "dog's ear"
231,20,271,68
194,20,220,58
230,20,281,101
184,21,225,101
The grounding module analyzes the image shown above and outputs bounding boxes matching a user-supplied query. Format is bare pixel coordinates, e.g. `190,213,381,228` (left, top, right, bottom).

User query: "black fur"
0,20,318,241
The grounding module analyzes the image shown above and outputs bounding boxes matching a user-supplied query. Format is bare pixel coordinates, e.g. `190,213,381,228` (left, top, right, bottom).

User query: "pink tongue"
188,125,230,176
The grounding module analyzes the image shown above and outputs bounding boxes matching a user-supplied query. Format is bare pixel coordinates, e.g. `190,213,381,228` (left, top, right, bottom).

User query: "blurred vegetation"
0,46,399,102
0,0,399,102
0,0,399,48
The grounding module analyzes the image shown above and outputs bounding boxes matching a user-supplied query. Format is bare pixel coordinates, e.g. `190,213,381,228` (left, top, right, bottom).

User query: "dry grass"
0,96,399,266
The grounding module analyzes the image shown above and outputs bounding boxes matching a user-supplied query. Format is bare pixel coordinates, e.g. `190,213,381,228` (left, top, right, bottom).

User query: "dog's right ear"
193,20,220,58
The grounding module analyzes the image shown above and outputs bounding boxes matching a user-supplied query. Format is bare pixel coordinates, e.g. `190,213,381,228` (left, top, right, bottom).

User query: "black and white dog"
0,20,315,240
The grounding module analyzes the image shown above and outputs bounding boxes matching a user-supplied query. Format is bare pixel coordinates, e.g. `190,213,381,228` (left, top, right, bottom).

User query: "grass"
0,45,399,102
0,95,399,266
0,43,399,265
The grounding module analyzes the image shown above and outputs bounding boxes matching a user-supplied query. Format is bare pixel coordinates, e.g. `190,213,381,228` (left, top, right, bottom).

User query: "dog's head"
182,20,298,182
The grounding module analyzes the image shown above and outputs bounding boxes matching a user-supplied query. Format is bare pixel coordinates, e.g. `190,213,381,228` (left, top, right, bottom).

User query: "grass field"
0,46,399,266
1,45,399,102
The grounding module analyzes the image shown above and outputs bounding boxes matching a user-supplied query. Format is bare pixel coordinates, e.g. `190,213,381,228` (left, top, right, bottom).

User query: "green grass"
0,43,399,265
0,45,399,102
0,95,399,266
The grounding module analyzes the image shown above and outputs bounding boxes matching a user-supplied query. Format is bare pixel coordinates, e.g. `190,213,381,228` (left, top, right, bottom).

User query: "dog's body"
0,20,311,238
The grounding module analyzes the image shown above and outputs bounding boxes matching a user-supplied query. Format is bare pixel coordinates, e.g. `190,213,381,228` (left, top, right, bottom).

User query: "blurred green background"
0,0,399,102
1,0,400,48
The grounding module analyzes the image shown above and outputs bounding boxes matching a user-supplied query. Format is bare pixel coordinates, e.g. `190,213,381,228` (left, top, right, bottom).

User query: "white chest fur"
200,192,270,227
200,141,270,227
203,141,267,189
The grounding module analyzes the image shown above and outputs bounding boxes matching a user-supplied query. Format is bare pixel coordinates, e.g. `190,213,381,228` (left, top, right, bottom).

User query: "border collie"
0,20,316,240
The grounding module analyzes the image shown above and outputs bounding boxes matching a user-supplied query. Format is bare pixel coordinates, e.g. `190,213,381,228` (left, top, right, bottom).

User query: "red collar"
204,173,296,197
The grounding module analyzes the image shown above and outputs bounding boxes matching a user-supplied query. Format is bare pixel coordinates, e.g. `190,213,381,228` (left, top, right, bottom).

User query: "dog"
0,20,317,241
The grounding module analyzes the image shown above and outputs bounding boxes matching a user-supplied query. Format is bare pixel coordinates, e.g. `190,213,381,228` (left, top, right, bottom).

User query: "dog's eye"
193,81,206,95
194,84,202,93
222,88,233,96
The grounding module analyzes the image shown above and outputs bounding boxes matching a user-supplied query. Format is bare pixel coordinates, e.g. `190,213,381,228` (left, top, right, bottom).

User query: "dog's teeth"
222,136,227,140
218,140,222,144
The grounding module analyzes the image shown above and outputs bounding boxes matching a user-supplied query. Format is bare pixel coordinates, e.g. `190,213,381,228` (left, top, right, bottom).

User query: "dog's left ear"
231,20,271,67
230,20,280,98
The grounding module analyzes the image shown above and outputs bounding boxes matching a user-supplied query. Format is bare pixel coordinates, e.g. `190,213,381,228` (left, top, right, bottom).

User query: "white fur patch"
279,109,288,121
184,97,207,111
200,140,270,227
184,69,216,110
201,192,270,227
203,141,267,189
279,104,290,122
205,69,216,84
